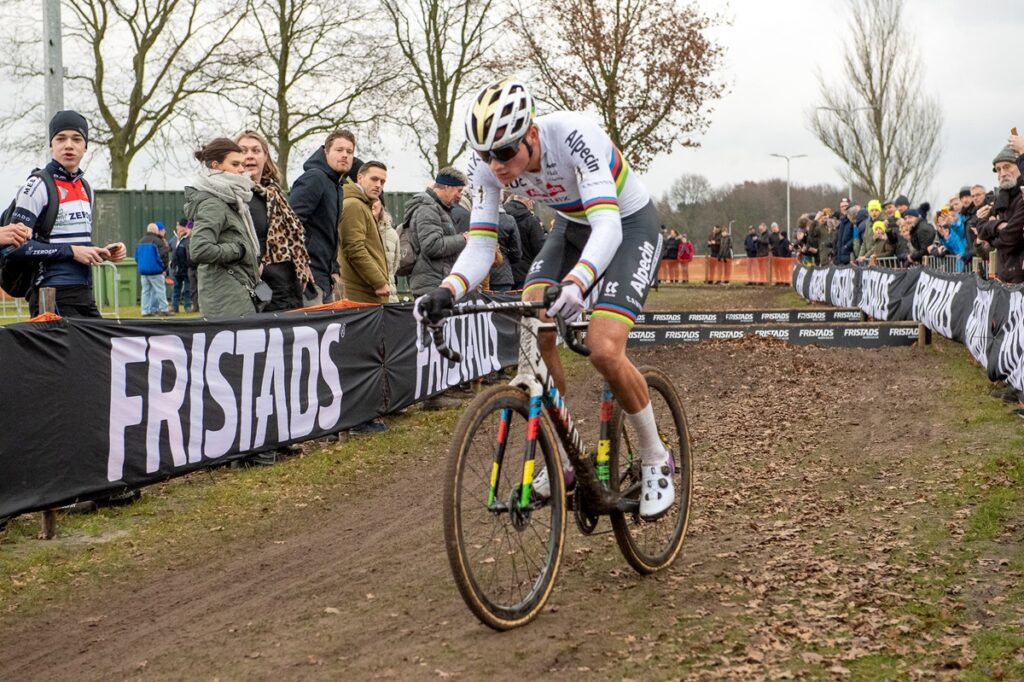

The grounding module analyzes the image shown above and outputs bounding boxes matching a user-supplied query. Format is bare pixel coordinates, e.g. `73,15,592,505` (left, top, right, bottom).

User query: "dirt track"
1,288,1020,680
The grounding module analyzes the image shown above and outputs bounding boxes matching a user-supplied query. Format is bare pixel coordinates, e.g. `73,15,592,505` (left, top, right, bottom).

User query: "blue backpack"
135,241,164,276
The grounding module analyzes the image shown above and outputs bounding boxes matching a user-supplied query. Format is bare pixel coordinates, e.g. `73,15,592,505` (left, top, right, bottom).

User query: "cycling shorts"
523,200,662,327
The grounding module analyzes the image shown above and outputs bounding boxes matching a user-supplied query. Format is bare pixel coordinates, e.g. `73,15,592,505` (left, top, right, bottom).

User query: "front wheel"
442,385,567,630
609,367,693,574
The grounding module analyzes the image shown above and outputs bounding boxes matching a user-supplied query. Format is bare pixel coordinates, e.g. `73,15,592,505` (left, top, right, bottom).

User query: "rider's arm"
440,161,501,299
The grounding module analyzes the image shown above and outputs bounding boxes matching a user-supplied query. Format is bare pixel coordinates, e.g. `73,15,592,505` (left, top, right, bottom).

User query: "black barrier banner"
991,289,1024,390
858,267,921,320
826,267,860,309
633,309,863,325
626,323,919,348
911,270,976,344
793,265,811,300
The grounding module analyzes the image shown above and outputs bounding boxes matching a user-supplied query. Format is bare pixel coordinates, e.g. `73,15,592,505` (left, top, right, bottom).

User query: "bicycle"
421,287,693,630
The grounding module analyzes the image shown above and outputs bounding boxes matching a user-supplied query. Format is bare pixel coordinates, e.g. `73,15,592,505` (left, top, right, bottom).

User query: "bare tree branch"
807,0,943,203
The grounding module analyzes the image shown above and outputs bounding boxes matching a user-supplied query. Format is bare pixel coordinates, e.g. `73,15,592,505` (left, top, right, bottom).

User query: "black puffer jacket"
910,220,936,262
288,147,343,297
503,198,545,288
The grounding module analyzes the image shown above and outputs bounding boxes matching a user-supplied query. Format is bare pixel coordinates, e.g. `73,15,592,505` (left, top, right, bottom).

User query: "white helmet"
465,80,535,152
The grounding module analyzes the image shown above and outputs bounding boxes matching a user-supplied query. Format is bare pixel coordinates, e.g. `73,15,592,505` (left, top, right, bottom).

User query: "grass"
0,302,202,325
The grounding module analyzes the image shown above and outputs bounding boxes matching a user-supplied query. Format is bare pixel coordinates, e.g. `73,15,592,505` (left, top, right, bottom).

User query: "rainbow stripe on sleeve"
467,222,499,239
566,259,598,290
442,272,470,297
609,146,629,195
592,302,637,327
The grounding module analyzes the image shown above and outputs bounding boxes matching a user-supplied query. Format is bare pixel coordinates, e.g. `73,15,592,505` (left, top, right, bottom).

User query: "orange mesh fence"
658,256,797,284
297,299,379,312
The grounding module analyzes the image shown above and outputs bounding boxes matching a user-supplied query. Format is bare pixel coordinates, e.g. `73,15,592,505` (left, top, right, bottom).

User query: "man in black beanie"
3,110,125,316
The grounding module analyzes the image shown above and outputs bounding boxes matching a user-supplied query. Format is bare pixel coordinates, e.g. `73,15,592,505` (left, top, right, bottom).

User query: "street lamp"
815,106,875,202
769,153,806,236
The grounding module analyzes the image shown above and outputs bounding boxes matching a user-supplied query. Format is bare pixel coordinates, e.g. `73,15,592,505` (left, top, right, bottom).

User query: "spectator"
662,228,681,283
488,203,521,292
503,194,546,289
451,192,471,234
170,220,193,313
406,168,469,296
810,209,834,265
706,225,720,283
373,197,400,303
768,222,783,254
930,207,968,269
883,199,898,220
743,226,757,259
236,130,312,311
717,225,733,285
978,144,1024,283
855,200,884,263
677,233,694,282
794,217,814,266
3,110,125,317
289,129,354,304
867,221,895,260
135,222,171,316
905,206,936,265
186,137,260,318
771,229,792,257
836,196,850,220
339,160,391,304
893,194,911,216
835,204,857,265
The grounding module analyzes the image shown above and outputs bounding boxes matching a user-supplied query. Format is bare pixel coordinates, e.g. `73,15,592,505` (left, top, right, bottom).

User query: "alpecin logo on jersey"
630,240,657,297
565,130,600,173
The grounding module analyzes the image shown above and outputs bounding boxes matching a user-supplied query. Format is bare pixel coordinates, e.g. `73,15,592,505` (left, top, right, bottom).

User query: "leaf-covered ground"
1,286,1022,681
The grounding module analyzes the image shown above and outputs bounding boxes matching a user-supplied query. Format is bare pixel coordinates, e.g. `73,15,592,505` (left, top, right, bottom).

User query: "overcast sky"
2,0,1023,208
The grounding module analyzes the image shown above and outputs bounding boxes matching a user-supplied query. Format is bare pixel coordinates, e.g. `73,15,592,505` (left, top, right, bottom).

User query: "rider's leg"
523,284,568,395
588,315,674,518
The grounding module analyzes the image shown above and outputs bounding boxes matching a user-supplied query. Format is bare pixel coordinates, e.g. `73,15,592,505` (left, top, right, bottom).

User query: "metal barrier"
922,255,965,274
93,262,122,319
0,291,27,321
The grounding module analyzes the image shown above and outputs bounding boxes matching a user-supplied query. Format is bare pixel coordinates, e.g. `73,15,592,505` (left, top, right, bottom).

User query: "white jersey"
442,111,650,298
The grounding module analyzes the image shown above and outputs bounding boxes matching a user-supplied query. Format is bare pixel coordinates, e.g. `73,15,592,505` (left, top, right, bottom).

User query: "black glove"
414,287,454,324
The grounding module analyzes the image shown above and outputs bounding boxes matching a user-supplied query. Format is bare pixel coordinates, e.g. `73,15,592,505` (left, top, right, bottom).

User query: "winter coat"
809,222,833,265
185,187,259,318
717,234,733,259
755,230,770,257
835,215,855,265
867,234,895,259
338,182,389,304
678,241,694,261
489,209,521,289
909,221,936,262
504,198,545,287
139,232,171,270
663,236,681,260
707,232,720,258
856,218,877,259
772,236,792,257
406,189,467,296
744,232,758,257
979,182,1024,283
935,229,967,258
172,234,191,279
288,147,344,297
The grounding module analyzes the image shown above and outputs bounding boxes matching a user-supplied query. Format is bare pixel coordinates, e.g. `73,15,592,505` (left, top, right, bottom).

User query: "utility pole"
43,0,65,137
769,153,806,235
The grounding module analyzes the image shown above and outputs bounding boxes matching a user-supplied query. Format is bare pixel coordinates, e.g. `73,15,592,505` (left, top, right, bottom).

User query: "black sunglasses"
477,139,524,165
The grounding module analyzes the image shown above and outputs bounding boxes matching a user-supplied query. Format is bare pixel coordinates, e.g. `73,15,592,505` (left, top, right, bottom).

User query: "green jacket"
810,222,833,264
185,187,259,317
339,182,388,303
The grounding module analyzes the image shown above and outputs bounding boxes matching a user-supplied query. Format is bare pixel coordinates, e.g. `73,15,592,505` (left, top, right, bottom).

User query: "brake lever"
542,284,591,357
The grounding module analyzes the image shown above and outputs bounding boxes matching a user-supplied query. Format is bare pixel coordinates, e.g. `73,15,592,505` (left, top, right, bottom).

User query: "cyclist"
415,80,674,519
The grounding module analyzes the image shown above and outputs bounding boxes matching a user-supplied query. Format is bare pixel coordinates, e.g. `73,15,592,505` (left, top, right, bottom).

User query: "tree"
234,0,392,187
808,0,942,203
0,0,243,188
379,0,503,175
508,0,726,171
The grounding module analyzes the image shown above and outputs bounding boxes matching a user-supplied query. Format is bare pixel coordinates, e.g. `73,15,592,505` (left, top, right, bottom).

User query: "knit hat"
903,208,922,219
959,186,972,199
894,195,910,207
867,199,882,212
48,110,89,145
993,145,1018,170
872,220,886,234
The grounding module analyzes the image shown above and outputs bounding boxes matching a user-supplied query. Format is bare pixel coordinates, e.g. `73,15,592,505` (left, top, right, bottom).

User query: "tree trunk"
110,148,130,189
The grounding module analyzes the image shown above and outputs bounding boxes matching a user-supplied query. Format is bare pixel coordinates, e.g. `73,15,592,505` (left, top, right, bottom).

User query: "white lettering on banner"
808,270,828,303
628,330,657,341
843,328,879,339
761,312,790,322
796,311,825,321
414,313,501,399
997,292,1024,391
965,289,994,365
912,271,962,339
634,314,647,324
651,313,682,323
709,330,744,339
834,311,862,321
794,267,808,297
889,327,919,338
665,330,700,341
830,268,856,308
107,324,345,482
860,270,896,320
798,329,834,340
755,329,790,340
724,313,754,322
688,313,717,323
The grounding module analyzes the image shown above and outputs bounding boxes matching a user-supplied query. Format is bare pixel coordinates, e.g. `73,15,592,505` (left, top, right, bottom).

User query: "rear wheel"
443,385,566,630
609,367,692,574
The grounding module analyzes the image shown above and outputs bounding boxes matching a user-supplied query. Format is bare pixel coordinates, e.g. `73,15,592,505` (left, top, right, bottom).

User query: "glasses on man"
477,139,522,165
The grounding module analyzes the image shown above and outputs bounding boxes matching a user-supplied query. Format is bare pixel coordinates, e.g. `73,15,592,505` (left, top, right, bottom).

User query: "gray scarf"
192,169,260,262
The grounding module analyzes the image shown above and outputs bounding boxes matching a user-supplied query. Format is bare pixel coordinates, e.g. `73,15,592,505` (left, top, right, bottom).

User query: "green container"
92,258,138,309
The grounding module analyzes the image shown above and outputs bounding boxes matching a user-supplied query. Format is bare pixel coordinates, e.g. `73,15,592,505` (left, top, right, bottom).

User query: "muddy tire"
442,385,567,630
609,367,693,574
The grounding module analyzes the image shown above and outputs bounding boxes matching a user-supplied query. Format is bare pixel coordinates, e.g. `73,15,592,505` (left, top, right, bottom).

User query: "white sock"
625,402,667,465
